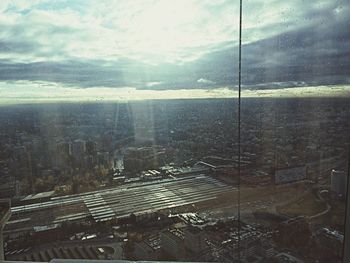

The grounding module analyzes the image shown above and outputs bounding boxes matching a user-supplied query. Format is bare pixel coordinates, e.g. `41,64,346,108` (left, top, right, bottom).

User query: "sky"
0,0,349,102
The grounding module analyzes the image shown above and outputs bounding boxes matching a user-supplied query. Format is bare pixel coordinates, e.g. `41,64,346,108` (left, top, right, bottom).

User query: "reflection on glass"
0,0,349,263
241,0,349,262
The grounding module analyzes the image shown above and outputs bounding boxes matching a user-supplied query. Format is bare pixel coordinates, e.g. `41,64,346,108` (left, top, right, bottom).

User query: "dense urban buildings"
0,98,349,262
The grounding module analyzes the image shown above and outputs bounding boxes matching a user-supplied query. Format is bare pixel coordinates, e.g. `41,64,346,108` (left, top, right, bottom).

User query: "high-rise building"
72,140,86,161
57,142,72,157
12,146,28,168
86,140,97,155
331,170,347,197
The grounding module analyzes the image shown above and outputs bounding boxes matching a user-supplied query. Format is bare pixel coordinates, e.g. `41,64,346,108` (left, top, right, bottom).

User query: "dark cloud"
239,11,350,88
0,60,127,87
178,2,350,90
0,41,40,54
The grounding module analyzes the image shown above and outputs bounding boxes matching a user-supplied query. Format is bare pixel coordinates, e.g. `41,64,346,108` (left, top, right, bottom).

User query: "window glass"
241,1,349,262
0,1,349,263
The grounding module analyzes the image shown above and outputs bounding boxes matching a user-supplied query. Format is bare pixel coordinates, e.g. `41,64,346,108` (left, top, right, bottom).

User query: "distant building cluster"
129,214,308,263
123,146,166,173
0,99,349,262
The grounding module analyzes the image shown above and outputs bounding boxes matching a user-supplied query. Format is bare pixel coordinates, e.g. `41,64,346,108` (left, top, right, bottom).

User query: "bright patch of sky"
1,0,344,64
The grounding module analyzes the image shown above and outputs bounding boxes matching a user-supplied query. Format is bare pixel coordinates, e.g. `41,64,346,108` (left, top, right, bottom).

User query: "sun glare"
126,1,202,57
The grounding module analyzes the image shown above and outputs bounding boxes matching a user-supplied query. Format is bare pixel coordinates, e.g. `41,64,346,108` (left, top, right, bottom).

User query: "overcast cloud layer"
0,0,349,94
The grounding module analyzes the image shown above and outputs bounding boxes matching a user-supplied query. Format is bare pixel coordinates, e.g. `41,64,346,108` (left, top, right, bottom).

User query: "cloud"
4,0,342,64
0,0,239,64
146,82,163,87
197,78,215,84
0,0,349,93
